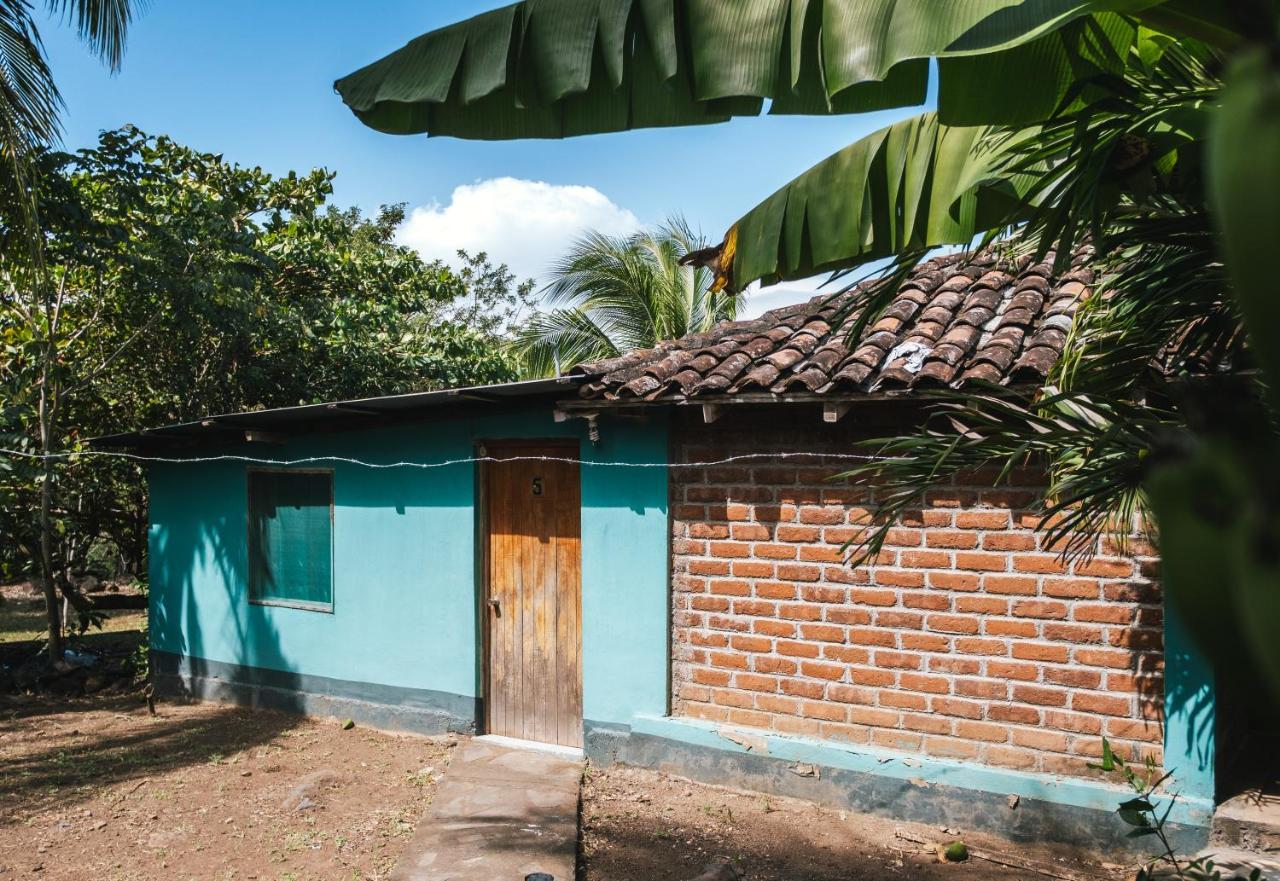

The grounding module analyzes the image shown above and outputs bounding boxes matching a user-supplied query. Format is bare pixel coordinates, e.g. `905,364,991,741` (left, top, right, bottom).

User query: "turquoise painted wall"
148,404,669,725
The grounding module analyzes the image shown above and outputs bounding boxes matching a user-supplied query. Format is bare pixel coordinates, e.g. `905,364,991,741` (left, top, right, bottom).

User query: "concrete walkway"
392,738,584,881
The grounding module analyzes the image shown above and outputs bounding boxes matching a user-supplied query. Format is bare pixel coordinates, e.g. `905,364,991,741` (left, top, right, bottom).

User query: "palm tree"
1,0,138,156
512,217,737,377
337,4,1279,692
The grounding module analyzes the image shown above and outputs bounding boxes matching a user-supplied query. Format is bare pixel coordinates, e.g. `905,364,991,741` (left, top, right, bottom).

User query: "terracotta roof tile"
572,250,1096,401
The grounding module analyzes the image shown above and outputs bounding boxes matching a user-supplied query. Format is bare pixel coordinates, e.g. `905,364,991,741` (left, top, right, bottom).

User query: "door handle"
487,598,500,616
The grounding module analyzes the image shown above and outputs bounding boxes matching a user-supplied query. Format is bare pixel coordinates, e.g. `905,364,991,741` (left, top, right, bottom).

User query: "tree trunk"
39,435,63,664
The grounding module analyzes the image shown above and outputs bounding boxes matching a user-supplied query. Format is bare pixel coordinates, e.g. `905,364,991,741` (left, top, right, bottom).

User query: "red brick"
799,623,846,643
780,678,825,699
875,611,923,629
955,511,1010,529
899,672,951,694
1012,684,1068,707
710,579,751,596
932,697,984,719
752,619,796,638
880,691,929,711
853,707,903,728
982,533,1037,551
756,543,799,560
821,645,870,665
755,694,801,715
988,703,1041,725
1042,623,1105,644
927,530,979,549
955,552,1009,572
929,572,981,591
900,632,951,652
1011,642,1070,663
1043,667,1103,689
927,614,981,634
874,650,921,670
799,506,845,525
730,634,773,653
900,550,952,568
1012,554,1070,574
956,720,1009,743
1074,558,1133,578
875,569,926,588
828,683,874,705
798,700,846,722
1072,691,1132,716
985,618,1038,638
903,713,952,735
692,667,731,687
754,655,798,675
1012,599,1068,619
825,607,872,626
955,596,1007,614
987,661,1037,682
800,585,846,603
800,661,846,681
850,588,898,606
955,637,1008,656
903,591,951,610
777,640,820,658
777,563,822,582
982,575,1038,595
1012,728,1069,751
736,673,779,693
1072,603,1135,624
689,522,730,539
776,524,820,542
689,559,732,576
849,666,896,687
777,602,822,621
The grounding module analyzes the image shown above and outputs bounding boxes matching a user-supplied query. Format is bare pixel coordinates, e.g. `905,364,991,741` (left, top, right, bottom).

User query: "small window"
247,470,333,610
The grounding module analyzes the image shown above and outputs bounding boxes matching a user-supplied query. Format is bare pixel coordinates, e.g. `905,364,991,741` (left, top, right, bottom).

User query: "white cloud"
397,177,641,289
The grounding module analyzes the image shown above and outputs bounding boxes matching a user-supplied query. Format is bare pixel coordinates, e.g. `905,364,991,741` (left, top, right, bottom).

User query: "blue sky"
42,1,929,315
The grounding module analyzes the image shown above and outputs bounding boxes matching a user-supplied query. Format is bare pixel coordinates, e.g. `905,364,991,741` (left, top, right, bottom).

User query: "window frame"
245,466,336,613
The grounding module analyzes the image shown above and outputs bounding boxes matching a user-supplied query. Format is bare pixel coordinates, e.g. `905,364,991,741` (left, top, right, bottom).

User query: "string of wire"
0,448,905,469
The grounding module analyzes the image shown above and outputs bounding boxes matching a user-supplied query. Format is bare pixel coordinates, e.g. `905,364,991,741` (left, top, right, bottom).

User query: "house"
96,250,1217,853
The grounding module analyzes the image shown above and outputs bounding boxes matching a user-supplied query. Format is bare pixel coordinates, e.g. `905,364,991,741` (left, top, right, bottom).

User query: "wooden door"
482,440,582,748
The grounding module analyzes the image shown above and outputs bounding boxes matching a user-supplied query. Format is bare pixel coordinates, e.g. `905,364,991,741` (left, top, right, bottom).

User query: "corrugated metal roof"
91,376,584,448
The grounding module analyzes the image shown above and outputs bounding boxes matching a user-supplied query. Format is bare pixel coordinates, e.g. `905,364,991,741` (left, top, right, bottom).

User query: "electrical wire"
0,448,904,470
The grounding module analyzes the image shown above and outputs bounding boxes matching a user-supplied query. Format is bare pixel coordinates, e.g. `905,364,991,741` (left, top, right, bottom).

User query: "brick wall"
669,411,1164,781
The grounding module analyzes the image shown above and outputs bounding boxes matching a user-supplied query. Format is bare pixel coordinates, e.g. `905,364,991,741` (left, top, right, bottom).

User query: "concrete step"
1212,791,1280,856
392,737,584,881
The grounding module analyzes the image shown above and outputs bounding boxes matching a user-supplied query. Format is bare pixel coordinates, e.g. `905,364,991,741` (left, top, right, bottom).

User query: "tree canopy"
0,127,525,639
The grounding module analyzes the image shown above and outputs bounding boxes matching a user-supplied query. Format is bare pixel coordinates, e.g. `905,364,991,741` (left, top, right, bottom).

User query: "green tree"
335,3,1280,694
0,127,520,659
513,217,734,376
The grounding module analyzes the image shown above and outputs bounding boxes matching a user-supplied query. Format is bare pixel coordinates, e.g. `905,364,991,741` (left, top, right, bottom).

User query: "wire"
0,448,903,470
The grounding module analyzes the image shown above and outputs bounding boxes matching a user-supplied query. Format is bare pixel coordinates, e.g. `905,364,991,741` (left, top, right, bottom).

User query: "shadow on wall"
148,460,298,702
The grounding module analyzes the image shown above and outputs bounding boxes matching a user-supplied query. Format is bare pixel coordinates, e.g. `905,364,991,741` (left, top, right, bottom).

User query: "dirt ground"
580,764,1117,881
1,693,1119,881
0,696,456,881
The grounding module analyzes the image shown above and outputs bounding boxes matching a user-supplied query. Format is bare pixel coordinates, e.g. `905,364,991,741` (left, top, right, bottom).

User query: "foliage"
1,0,140,153
1092,737,1261,881
0,126,522,643
334,0,1188,139
512,216,735,376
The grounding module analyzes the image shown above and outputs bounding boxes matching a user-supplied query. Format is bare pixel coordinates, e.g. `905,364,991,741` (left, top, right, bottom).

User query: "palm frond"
513,215,734,376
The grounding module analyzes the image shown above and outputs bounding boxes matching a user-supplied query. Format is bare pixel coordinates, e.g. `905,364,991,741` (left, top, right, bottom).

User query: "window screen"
248,470,333,608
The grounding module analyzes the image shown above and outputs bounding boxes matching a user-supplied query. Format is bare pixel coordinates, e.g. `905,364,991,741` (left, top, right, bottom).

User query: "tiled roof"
572,249,1095,401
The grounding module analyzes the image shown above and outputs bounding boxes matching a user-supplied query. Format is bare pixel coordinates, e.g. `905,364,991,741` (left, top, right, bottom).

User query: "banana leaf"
335,0,1162,139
